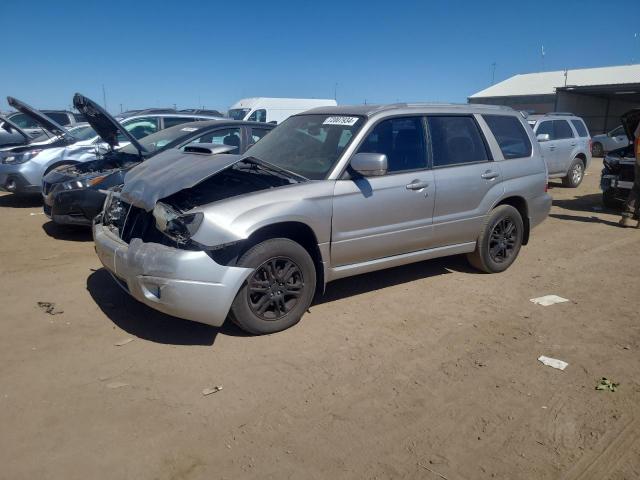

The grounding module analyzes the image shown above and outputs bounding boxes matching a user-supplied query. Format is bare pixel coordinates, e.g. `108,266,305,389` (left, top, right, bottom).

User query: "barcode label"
323,116,359,126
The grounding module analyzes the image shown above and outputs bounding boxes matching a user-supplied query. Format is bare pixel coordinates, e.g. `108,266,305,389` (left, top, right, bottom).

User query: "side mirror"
536,133,550,142
351,152,388,177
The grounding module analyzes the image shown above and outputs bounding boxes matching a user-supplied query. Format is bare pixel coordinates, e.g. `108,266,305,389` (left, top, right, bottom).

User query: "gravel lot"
1,158,639,480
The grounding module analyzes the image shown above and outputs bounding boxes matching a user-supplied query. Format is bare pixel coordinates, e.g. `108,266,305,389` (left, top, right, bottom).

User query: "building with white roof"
469,64,640,134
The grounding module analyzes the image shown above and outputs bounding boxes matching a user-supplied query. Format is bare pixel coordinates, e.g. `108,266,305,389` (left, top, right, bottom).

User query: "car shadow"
42,221,93,242
549,213,621,227
0,193,42,208
315,254,475,306
553,193,620,214
86,268,248,346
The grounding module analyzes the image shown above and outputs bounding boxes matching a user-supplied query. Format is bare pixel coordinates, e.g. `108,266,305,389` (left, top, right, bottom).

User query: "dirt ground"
1,158,639,480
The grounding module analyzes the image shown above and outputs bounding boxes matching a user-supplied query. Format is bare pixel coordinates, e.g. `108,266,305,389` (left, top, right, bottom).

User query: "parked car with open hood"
1,94,220,196
44,94,273,226
0,97,94,194
591,125,631,157
601,109,640,207
528,113,591,188
93,103,551,335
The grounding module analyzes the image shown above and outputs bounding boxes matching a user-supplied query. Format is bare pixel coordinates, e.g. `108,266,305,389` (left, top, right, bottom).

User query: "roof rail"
545,112,575,116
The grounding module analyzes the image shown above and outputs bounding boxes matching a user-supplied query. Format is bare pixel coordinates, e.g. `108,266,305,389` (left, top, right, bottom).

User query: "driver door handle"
406,180,429,190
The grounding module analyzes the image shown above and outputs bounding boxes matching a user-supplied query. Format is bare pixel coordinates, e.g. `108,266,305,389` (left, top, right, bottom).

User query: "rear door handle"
481,171,499,180
406,180,429,190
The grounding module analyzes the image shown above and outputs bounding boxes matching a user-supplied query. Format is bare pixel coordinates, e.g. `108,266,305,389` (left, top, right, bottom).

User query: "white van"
228,97,337,124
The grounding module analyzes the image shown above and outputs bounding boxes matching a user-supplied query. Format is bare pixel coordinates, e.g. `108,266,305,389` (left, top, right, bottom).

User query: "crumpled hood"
121,148,243,211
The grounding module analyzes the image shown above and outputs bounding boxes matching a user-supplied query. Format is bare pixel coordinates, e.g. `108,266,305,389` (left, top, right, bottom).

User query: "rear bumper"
92,222,253,327
529,193,552,230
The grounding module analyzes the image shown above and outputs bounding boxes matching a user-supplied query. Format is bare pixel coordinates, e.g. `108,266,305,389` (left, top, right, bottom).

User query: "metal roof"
469,64,640,99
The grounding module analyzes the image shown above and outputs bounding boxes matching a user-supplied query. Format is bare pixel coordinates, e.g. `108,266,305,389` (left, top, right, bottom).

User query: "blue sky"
1,0,639,113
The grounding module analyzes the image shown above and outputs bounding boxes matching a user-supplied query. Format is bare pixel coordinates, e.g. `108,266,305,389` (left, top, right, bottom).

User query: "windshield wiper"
243,156,308,182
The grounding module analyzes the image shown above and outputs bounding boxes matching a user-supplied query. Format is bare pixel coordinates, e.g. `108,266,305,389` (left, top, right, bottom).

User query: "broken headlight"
153,202,204,243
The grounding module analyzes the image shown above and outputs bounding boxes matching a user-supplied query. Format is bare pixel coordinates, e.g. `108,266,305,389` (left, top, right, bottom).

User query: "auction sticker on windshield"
323,116,359,126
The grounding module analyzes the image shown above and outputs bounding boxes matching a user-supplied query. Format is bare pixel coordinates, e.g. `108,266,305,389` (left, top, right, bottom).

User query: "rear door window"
357,117,428,173
536,121,554,139
554,120,574,139
46,112,71,126
483,115,532,159
428,116,489,167
250,127,271,144
162,117,197,129
570,119,589,137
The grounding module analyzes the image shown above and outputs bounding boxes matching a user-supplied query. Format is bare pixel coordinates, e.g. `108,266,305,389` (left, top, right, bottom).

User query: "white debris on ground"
106,382,129,389
538,355,568,370
530,295,570,306
114,338,134,347
202,386,223,396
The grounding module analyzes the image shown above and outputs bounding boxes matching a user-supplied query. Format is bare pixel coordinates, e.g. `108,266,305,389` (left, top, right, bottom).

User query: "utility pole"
334,82,338,101
490,62,496,85
119,103,123,113
102,84,107,111
541,45,545,71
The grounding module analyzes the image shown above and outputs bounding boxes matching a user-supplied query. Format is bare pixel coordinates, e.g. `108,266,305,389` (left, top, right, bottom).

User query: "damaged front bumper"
93,221,253,327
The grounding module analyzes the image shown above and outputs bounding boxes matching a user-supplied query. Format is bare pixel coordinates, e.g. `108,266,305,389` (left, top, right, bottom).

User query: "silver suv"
528,113,591,188
94,104,551,334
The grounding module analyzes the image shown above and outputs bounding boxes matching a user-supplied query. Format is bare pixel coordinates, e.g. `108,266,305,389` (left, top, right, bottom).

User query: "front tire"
467,205,524,273
592,142,604,157
230,238,316,335
562,158,585,188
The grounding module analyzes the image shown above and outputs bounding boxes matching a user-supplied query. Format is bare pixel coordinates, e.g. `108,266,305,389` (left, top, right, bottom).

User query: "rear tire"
467,205,524,273
229,238,316,335
562,158,585,188
592,142,604,157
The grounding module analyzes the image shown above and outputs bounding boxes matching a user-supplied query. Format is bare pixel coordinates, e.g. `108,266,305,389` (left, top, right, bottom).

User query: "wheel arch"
495,196,530,245
44,159,81,175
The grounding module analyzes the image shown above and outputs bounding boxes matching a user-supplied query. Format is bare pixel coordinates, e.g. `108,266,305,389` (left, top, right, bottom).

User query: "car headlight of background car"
1,149,42,164
60,174,108,191
152,202,204,243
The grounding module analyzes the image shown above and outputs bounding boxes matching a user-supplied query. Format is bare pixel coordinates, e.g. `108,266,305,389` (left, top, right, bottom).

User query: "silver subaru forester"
93,103,551,334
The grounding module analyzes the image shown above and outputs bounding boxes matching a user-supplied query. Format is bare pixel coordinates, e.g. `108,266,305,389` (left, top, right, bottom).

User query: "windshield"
228,108,250,120
244,114,364,180
30,124,93,143
119,122,204,155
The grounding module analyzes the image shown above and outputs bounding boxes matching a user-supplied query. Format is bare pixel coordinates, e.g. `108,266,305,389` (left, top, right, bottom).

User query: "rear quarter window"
570,119,589,137
483,115,532,159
